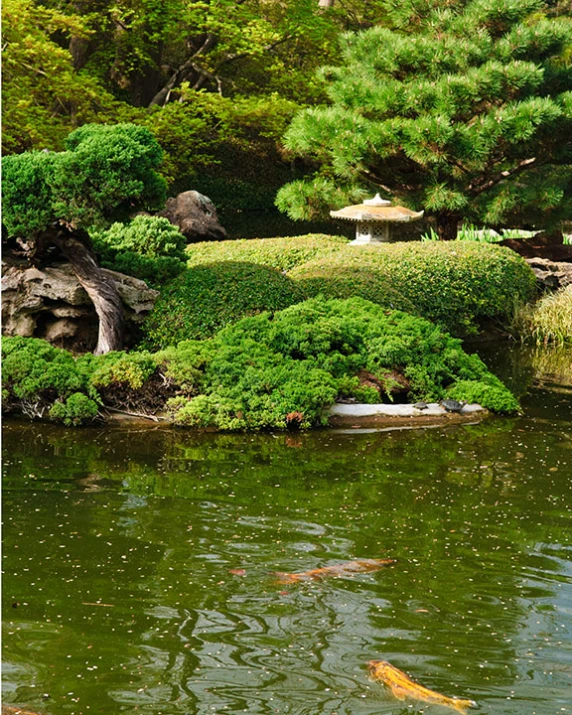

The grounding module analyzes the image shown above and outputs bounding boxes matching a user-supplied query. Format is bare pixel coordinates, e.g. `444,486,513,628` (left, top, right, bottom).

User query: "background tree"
2,124,167,354
2,0,393,211
1,0,124,154
39,0,389,107
276,0,572,239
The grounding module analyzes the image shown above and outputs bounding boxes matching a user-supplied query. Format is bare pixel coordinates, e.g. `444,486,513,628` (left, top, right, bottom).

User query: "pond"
2,345,572,715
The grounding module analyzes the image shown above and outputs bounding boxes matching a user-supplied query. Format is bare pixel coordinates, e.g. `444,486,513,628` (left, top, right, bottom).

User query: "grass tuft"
513,285,572,345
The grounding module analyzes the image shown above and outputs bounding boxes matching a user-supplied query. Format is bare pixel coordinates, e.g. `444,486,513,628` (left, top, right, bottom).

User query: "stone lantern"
330,194,424,244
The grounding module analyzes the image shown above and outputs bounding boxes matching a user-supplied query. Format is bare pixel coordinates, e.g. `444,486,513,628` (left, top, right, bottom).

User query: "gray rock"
2,260,159,351
525,257,572,291
157,190,227,242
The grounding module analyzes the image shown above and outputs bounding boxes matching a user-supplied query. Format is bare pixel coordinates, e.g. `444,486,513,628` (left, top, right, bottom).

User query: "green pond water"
2,345,572,715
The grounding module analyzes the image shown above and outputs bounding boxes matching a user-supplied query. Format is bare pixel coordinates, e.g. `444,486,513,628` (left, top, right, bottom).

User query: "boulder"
525,257,572,291
157,190,227,242
2,260,159,352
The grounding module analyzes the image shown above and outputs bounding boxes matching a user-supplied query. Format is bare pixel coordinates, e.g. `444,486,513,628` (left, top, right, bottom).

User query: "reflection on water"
2,347,572,715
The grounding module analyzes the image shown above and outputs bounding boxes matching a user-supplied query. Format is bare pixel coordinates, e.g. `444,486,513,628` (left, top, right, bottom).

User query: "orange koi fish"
275,558,396,584
368,660,477,714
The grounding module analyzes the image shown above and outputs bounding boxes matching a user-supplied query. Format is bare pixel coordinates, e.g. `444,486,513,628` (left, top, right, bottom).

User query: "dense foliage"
1,0,122,154
143,262,308,347
289,240,537,334
187,234,349,272
161,297,520,430
2,299,521,430
33,0,386,108
1,0,393,208
277,0,572,237
92,215,187,286
1,337,100,425
2,124,166,237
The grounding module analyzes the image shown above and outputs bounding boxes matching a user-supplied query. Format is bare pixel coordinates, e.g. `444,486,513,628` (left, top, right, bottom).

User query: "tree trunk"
436,214,460,241
48,225,124,354
68,2,92,71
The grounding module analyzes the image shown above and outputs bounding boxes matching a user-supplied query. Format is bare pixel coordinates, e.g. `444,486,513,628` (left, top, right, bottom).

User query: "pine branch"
467,157,539,196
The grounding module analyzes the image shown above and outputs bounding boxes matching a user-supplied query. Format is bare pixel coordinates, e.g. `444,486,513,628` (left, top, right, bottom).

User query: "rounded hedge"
143,261,308,347
186,234,348,272
289,241,537,335
292,264,418,314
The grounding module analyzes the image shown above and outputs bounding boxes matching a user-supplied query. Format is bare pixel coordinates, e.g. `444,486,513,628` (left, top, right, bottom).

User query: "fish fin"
389,684,408,701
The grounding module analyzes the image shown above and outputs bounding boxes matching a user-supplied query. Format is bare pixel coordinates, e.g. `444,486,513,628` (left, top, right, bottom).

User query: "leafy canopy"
37,0,389,106
91,215,187,287
277,0,572,232
1,0,122,154
2,124,167,239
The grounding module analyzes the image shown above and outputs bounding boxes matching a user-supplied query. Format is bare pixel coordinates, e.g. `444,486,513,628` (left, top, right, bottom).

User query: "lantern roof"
330,194,424,223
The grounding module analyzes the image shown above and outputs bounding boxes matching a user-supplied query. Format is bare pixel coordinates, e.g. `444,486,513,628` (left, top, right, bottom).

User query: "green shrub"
164,297,520,430
2,299,520,429
92,215,187,286
85,350,172,412
154,341,214,395
445,380,521,414
49,392,100,426
2,337,99,421
2,337,92,401
289,241,537,335
101,252,186,287
166,393,249,431
186,234,348,272
89,351,157,391
94,215,186,260
293,264,418,313
143,262,308,347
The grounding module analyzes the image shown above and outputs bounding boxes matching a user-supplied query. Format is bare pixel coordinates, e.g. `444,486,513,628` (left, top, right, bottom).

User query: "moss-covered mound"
159,297,520,430
143,261,307,347
186,234,348,272
291,263,418,314
3,299,520,430
289,241,537,335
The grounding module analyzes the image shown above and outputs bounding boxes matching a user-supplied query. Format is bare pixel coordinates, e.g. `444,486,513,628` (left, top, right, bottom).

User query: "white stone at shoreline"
328,402,486,418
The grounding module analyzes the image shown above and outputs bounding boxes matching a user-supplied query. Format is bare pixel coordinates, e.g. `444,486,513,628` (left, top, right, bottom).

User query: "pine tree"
276,0,572,239
2,124,166,354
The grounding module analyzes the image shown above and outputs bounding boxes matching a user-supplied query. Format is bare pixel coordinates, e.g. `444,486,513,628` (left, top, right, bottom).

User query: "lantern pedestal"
350,221,392,244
